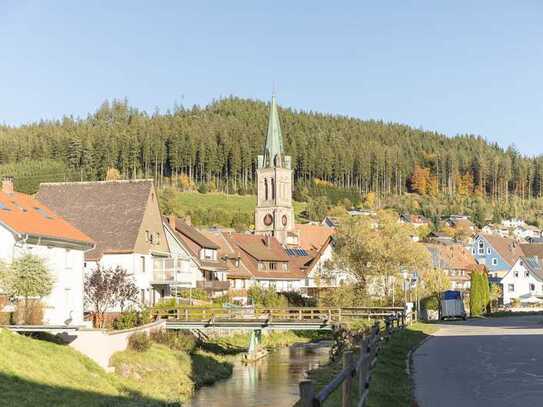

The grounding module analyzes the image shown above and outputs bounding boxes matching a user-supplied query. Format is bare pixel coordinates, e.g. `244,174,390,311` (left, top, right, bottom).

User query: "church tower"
254,94,295,245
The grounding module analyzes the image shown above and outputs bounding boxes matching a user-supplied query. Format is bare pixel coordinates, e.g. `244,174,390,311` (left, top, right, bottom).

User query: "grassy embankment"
110,329,328,403
298,323,438,407
0,327,324,406
0,328,164,406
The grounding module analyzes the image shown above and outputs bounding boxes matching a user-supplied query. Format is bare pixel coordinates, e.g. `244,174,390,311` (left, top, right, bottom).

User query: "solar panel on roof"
286,248,308,256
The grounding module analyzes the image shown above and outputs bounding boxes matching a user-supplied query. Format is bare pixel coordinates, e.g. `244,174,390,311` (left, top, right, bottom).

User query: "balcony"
196,280,231,291
152,257,193,286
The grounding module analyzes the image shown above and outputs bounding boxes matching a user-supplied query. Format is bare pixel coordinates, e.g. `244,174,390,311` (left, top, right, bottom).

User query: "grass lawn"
0,328,163,406
299,323,438,407
173,192,307,221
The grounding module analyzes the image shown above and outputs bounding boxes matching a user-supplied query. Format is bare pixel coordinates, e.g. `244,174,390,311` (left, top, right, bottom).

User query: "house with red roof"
0,176,94,325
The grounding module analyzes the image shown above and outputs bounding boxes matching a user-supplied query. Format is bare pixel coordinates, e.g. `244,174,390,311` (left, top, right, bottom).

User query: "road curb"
405,334,433,375
407,328,439,407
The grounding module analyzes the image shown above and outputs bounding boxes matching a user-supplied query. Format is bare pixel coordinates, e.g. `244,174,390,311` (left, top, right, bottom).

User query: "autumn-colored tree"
333,210,431,293
178,173,196,191
105,167,121,181
409,165,431,195
421,267,450,300
363,192,376,209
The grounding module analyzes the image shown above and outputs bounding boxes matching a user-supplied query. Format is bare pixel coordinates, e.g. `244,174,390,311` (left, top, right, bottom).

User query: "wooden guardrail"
152,306,406,324
298,312,413,407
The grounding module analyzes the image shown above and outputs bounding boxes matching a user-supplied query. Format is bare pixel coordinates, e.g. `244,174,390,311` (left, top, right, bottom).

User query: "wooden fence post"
358,335,368,399
342,351,353,407
299,380,316,407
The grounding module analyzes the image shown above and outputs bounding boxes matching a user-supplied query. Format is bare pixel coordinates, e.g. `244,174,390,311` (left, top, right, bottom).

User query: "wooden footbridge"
153,306,408,331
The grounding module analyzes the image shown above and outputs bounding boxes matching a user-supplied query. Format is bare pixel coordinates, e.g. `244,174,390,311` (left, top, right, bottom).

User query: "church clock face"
263,214,273,226
282,215,288,226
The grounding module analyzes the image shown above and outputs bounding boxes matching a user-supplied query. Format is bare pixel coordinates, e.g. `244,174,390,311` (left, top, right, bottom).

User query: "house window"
514,271,519,278
486,248,491,255
155,232,161,245
492,258,497,266
472,248,476,255
64,249,72,270
478,241,484,255
525,271,529,278
269,262,277,270
140,256,146,273
145,230,150,242
530,283,536,291
508,284,515,292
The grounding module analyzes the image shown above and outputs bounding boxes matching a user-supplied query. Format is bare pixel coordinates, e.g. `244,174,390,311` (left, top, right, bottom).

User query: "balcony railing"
196,280,231,291
152,257,193,285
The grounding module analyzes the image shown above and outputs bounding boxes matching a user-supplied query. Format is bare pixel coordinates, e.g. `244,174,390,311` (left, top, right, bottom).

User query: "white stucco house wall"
501,256,543,305
0,177,94,325
37,180,178,308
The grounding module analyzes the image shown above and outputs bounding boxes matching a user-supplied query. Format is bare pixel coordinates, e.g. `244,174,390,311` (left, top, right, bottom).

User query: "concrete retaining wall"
68,320,166,371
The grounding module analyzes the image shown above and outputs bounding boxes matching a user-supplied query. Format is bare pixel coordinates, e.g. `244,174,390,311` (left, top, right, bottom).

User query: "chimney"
168,215,176,230
184,215,192,226
1,176,14,194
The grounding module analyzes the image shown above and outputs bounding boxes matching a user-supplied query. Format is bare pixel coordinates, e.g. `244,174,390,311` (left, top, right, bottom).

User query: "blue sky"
1,1,542,155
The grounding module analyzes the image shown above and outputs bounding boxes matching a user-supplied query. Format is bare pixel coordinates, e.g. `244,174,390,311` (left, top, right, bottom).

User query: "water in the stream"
187,341,331,407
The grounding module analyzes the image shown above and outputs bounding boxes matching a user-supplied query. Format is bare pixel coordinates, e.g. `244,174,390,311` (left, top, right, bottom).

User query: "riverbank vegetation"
299,323,437,407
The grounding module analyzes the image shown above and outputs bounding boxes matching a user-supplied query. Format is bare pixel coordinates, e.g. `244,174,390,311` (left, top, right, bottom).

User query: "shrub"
421,296,440,311
248,285,287,308
511,298,521,308
112,310,139,330
150,329,196,353
112,307,153,330
177,288,208,301
281,291,317,307
128,332,151,352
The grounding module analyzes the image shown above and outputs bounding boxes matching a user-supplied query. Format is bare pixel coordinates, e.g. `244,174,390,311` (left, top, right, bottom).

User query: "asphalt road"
413,316,543,407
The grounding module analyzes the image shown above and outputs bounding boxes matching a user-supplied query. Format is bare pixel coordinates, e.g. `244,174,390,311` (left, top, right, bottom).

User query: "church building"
254,94,297,245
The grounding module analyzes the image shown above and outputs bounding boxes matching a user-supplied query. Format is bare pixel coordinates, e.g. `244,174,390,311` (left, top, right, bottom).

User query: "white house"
37,180,186,307
501,256,543,305
0,177,94,325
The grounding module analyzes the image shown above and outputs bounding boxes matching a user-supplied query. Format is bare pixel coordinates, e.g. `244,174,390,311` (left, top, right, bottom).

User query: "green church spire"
263,94,284,168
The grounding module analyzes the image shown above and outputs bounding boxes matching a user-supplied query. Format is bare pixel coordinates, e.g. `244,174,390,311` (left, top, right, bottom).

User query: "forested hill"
0,97,541,201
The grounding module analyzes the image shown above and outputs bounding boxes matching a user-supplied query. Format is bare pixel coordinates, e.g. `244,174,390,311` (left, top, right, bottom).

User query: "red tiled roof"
295,223,334,251
0,191,93,245
225,233,307,279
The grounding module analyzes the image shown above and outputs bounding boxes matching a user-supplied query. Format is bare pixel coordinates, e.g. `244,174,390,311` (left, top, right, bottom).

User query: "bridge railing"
298,313,411,407
152,306,406,324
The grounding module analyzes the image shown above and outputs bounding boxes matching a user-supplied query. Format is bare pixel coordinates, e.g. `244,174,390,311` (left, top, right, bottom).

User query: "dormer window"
201,248,216,261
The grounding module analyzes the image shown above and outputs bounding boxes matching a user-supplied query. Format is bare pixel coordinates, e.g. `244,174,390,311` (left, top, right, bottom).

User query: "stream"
187,341,331,407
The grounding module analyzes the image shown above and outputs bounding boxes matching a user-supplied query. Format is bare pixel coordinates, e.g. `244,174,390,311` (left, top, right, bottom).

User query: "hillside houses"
425,243,477,291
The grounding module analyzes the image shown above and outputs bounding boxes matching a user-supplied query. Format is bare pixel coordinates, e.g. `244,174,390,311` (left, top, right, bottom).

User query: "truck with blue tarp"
440,290,467,320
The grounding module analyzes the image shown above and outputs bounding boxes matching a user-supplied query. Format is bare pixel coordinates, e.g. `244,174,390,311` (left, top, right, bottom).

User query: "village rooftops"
0,179,93,247
479,234,524,267
36,179,166,260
